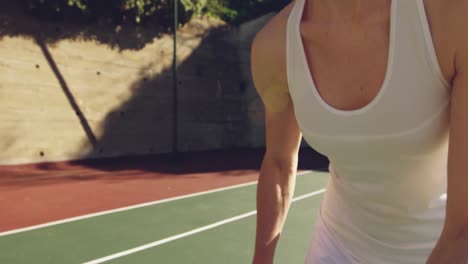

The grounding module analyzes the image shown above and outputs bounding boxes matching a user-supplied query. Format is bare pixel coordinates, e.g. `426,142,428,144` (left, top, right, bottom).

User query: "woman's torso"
283,0,454,262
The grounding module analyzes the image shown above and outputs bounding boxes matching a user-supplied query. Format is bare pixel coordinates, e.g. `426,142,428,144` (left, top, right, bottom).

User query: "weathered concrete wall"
177,13,275,152
0,3,275,165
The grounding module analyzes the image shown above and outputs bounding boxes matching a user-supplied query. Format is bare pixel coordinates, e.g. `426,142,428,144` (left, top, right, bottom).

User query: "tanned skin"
251,0,468,263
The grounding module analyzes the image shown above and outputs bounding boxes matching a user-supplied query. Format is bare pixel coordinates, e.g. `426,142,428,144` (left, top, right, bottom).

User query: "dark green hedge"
24,0,290,25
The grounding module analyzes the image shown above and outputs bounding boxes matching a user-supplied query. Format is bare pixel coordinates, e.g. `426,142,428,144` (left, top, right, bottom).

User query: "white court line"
0,171,314,237
83,188,326,264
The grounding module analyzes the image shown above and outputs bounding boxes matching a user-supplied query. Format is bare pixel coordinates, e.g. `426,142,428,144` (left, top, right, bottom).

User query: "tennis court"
0,168,328,264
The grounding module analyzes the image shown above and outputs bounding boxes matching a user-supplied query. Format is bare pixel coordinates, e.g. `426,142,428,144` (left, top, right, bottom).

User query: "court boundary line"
0,171,313,237
83,188,326,264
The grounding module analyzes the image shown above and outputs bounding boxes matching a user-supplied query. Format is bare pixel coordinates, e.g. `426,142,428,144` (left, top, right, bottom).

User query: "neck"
304,0,390,23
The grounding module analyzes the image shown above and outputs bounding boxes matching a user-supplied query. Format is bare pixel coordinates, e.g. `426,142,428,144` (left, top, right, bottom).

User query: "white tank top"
287,0,451,262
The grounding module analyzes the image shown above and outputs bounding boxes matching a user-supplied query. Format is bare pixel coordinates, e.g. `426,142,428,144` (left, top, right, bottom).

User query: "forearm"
426,228,468,264
252,159,296,264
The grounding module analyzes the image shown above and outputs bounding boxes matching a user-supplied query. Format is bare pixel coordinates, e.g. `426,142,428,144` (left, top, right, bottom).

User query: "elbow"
263,152,298,176
259,153,298,200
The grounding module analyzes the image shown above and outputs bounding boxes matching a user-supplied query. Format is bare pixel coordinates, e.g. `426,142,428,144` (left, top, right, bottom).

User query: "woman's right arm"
252,104,303,264
250,21,303,264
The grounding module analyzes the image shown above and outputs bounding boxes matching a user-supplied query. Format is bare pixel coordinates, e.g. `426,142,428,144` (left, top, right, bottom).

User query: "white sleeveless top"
287,0,451,262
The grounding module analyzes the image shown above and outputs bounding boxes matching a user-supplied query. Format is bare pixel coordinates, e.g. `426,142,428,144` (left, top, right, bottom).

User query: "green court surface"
0,171,329,264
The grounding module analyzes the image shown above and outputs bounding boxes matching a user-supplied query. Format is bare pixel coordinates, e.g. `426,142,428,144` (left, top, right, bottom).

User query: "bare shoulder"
251,2,296,112
443,0,468,70
425,0,468,72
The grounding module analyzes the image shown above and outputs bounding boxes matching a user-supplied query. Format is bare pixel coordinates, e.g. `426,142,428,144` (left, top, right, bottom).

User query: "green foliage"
205,0,238,22
24,0,290,25
67,0,87,11
180,0,207,15
181,0,290,24
122,0,171,23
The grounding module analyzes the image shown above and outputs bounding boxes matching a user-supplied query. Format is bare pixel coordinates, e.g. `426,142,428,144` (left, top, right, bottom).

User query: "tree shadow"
0,0,174,51
0,1,329,188
71,19,259,160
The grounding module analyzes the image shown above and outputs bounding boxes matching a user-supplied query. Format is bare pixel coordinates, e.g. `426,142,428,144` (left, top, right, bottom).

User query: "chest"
298,1,454,112
301,23,391,111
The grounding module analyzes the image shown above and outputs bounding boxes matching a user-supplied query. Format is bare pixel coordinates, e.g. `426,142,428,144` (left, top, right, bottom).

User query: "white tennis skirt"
305,207,356,264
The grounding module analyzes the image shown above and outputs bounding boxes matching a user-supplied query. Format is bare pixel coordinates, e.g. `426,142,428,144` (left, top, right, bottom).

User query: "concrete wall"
0,3,277,165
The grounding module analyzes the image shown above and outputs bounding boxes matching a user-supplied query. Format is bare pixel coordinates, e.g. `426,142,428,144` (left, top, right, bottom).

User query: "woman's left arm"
427,3,468,263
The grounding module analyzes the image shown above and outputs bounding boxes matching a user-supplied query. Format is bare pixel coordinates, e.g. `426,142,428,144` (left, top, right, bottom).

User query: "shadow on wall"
0,0,176,51
0,1,269,161
0,1,329,176
74,18,261,159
